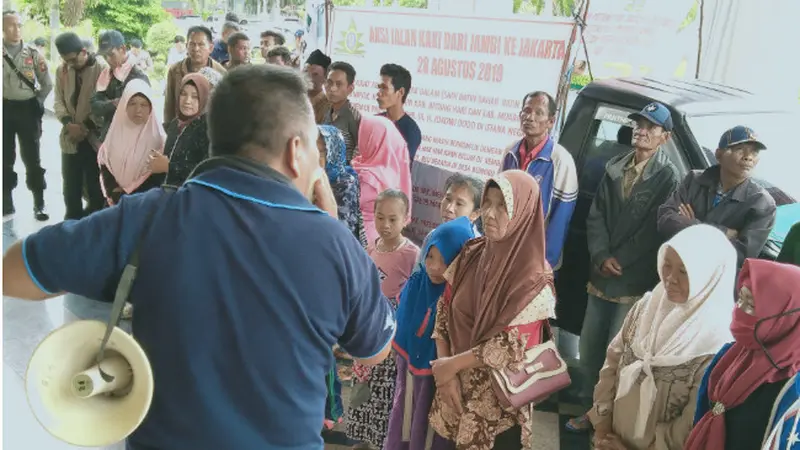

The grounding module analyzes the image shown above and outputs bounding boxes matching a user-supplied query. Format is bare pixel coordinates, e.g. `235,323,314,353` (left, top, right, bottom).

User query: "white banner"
581,0,700,79
327,8,575,241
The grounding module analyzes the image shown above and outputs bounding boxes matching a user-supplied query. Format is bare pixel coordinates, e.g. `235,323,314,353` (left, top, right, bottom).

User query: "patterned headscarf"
319,125,356,182
319,125,366,247
197,66,223,88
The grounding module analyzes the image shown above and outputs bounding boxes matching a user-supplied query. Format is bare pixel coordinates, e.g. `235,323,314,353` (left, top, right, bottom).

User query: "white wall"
699,0,800,98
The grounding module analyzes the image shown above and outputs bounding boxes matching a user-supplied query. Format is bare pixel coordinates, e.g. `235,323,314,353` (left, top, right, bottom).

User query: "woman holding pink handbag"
428,170,557,450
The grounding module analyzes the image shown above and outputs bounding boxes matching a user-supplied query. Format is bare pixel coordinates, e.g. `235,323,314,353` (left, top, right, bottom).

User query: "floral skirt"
345,352,397,448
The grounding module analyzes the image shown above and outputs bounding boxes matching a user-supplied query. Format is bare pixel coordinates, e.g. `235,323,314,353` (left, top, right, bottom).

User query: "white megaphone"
25,319,154,447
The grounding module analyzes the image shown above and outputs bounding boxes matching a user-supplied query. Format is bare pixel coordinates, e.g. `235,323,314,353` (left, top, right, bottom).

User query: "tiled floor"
3,116,592,449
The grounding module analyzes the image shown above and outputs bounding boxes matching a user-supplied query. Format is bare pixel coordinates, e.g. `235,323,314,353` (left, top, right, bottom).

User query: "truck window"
579,104,689,196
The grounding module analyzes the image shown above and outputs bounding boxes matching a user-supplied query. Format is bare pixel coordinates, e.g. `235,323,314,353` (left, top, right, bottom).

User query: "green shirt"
777,222,800,266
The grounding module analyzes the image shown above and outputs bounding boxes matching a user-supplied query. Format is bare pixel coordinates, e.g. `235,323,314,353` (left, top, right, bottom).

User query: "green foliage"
514,0,574,16
146,20,181,60
678,0,699,32
86,0,169,42
21,18,94,60
331,0,427,6
152,60,167,81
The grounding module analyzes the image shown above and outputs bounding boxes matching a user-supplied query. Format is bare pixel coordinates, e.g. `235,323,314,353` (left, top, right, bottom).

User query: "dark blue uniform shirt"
379,112,422,164
23,166,395,449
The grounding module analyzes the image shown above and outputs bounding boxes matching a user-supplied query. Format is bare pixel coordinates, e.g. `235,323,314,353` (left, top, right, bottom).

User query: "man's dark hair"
260,30,285,46
208,64,313,159
266,46,292,65
222,21,241,34
129,38,143,49
521,91,557,118
329,61,356,85
33,37,47,47
173,35,185,44
379,63,412,103
187,26,213,44
2,10,18,17
375,189,410,215
224,11,239,22
444,173,484,211
54,32,85,55
227,32,249,49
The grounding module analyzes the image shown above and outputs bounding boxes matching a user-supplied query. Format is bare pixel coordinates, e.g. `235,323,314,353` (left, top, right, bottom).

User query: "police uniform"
3,40,53,219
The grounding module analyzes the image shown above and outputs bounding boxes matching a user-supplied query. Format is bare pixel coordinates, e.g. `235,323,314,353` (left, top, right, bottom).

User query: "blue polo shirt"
22,165,395,450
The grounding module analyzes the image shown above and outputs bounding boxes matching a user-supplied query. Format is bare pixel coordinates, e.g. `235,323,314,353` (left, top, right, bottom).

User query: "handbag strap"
3,53,38,93
96,186,177,365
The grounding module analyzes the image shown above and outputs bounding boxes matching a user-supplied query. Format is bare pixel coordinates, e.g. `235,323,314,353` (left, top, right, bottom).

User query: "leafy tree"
19,0,167,40
331,0,428,6
514,0,575,16
146,20,182,60
87,0,169,41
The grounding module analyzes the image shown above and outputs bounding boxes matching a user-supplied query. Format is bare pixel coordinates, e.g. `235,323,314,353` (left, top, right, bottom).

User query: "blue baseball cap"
718,125,767,151
628,102,674,132
97,30,125,55
295,29,305,38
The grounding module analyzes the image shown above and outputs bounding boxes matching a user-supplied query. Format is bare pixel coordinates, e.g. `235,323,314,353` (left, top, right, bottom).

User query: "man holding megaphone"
3,65,395,450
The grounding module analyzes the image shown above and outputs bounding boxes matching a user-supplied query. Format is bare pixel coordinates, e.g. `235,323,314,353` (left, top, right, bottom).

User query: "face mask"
752,307,800,370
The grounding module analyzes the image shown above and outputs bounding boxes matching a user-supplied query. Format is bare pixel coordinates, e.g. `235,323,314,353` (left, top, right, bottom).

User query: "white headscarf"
615,224,736,439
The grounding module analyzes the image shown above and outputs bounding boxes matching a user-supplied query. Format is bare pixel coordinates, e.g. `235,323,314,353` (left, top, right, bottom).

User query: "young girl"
347,189,420,449
386,216,476,450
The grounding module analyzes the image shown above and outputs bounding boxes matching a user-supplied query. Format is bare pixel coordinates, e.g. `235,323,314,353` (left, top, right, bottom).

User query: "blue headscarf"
393,216,475,375
319,125,366,246
319,125,357,182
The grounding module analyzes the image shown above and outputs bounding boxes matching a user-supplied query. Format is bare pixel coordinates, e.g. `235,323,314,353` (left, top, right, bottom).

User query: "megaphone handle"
97,263,138,368
95,187,176,377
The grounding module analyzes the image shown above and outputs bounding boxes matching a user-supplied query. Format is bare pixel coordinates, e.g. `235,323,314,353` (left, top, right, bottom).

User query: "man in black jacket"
90,30,149,141
575,102,680,414
657,126,776,266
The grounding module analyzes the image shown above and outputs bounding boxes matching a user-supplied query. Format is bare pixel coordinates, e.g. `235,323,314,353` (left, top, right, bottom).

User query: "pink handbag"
490,323,571,410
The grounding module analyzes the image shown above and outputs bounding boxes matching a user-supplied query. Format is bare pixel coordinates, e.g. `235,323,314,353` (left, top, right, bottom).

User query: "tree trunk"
49,0,60,66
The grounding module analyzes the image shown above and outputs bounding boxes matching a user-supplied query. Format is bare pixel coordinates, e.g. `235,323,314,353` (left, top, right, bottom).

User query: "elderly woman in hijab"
386,216,476,450
589,224,736,450
353,115,412,244
428,170,555,450
686,259,800,450
318,125,367,247
98,78,166,205
148,73,212,186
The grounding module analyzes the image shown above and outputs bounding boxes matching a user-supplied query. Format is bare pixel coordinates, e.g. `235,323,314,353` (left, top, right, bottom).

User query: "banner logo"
334,19,365,56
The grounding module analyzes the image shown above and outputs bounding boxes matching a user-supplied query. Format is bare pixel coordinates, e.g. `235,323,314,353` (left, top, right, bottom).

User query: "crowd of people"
3,8,800,450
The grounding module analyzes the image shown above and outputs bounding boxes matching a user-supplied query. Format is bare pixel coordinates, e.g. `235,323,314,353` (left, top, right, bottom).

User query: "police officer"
3,11,52,220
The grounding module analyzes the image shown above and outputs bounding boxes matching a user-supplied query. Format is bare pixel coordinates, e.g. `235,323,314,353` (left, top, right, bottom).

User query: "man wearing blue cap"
569,102,680,430
90,30,150,141
658,125,776,265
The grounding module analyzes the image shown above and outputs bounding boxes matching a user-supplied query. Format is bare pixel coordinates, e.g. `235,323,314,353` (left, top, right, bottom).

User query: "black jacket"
90,66,150,141
657,165,776,266
587,148,680,298
163,116,210,186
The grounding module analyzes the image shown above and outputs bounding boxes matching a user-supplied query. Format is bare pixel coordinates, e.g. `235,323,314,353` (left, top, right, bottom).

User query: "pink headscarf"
95,58,134,92
97,79,166,194
352,115,413,208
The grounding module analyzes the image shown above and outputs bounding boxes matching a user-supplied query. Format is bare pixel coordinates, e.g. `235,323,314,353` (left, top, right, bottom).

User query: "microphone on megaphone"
25,194,166,446
25,320,154,447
